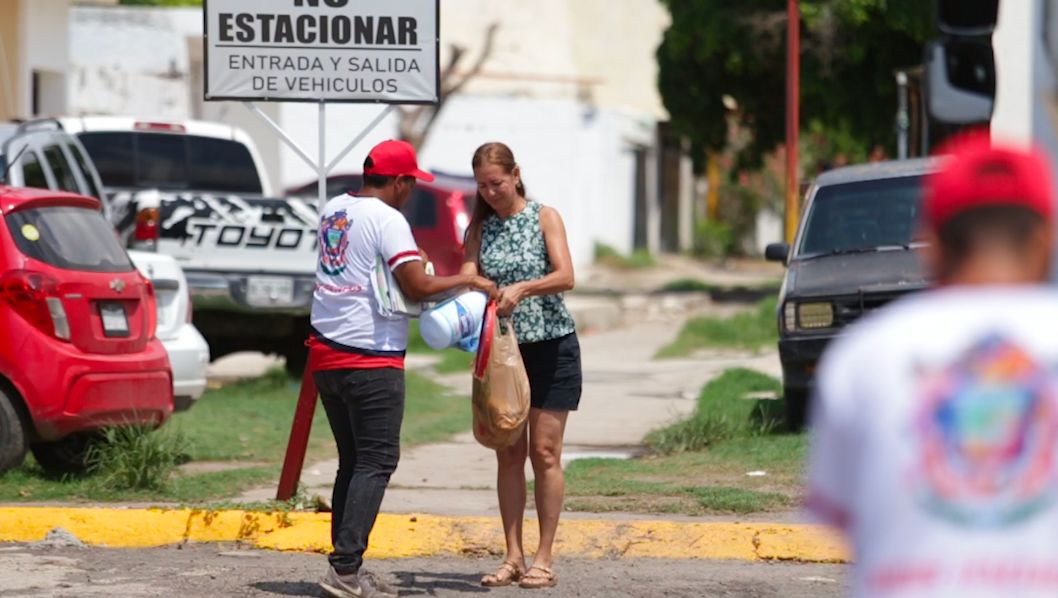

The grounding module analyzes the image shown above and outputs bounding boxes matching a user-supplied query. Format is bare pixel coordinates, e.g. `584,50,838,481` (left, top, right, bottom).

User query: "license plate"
246,276,295,307
100,302,129,338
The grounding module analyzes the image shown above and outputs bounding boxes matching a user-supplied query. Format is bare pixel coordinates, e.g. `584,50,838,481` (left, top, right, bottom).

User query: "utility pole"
785,0,800,243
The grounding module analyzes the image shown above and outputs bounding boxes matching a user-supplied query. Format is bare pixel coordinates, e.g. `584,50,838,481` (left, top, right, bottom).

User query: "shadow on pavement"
393,570,491,594
252,580,320,596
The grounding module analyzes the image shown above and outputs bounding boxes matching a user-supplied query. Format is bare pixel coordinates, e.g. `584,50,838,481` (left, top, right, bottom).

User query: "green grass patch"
659,278,782,294
564,435,805,514
0,367,469,504
594,242,656,269
564,369,805,516
656,296,779,358
169,369,333,463
659,278,718,293
647,368,784,453
0,460,278,503
87,425,188,491
401,371,471,445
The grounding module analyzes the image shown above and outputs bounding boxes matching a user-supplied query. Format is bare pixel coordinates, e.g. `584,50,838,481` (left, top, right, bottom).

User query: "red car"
287,173,477,275
0,186,173,473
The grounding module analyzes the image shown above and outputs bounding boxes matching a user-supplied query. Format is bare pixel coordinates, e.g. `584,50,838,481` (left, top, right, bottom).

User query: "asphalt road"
0,542,846,597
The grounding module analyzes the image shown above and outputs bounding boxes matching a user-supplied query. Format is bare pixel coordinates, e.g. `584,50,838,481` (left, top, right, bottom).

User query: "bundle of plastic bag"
471,302,530,449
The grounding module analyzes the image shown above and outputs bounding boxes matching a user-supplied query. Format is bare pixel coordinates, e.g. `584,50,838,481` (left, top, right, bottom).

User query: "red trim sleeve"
388,250,422,267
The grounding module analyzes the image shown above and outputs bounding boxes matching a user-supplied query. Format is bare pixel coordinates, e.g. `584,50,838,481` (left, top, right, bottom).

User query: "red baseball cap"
364,140,434,182
925,132,1055,230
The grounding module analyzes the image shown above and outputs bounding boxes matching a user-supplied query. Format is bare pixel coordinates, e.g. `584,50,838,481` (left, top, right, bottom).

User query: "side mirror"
765,242,790,264
924,40,995,124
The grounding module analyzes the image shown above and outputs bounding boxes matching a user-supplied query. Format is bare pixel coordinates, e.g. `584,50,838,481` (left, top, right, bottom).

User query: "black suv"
766,159,937,429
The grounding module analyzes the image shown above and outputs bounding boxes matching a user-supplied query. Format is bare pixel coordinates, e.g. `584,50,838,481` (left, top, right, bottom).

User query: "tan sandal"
518,565,557,589
481,561,524,587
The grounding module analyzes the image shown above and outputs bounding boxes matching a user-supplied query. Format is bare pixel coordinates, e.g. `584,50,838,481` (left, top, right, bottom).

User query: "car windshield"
6,206,134,273
78,132,263,194
797,175,925,257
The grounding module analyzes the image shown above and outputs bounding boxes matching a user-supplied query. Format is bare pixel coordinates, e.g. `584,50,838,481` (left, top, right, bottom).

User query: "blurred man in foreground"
807,133,1058,597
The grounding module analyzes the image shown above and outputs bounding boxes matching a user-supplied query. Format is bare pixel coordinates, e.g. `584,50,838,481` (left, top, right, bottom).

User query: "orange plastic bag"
471,302,530,449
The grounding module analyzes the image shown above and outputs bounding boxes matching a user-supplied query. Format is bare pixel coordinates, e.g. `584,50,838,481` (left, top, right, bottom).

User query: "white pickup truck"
58,117,317,375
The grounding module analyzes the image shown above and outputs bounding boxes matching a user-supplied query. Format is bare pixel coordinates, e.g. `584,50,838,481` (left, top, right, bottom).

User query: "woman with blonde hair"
462,142,582,590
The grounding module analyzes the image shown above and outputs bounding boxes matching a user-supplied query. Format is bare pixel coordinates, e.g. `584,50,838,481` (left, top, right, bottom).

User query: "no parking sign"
204,0,440,104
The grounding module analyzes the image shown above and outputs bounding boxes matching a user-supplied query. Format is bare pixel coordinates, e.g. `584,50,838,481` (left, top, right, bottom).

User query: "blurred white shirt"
808,287,1058,598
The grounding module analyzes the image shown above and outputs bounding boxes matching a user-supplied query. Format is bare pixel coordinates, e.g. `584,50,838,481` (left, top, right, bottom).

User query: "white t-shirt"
808,287,1058,598
310,193,421,352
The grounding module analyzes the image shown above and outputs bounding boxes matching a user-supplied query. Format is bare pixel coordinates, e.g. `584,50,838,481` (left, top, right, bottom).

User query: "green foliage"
657,296,779,357
86,425,188,491
646,368,784,454
693,220,733,259
658,0,934,170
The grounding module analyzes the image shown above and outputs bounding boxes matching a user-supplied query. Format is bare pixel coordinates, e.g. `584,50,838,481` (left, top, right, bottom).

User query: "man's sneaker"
319,566,398,598
358,570,399,597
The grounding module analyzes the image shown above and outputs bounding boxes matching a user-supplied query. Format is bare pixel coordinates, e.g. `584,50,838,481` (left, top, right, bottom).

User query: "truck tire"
784,388,809,432
31,433,97,474
0,389,27,473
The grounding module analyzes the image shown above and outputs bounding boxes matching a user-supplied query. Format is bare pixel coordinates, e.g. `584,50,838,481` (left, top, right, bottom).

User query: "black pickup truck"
766,159,938,429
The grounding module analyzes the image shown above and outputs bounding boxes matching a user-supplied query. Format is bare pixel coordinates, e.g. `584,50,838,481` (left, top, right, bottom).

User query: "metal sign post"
203,0,439,501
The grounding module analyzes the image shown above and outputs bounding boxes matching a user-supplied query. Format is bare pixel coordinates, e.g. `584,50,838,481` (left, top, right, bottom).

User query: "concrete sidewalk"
237,298,783,517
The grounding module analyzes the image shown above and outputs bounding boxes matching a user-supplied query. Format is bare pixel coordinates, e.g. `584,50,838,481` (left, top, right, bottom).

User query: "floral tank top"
479,201,577,344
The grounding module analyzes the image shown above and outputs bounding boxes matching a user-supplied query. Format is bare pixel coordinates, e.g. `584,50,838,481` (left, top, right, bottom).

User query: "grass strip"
656,297,778,358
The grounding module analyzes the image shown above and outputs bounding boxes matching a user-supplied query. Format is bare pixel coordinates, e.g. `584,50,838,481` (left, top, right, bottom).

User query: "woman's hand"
467,276,498,300
497,283,527,316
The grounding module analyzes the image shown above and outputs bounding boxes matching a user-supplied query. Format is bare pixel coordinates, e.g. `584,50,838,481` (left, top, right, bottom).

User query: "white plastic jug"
420,291,489,351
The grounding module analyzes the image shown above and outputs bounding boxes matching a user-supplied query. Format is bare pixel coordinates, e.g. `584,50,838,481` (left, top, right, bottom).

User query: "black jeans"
315,368,405,574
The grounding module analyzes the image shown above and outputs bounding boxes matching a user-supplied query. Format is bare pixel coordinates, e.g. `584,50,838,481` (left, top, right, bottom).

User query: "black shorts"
518,333,582,412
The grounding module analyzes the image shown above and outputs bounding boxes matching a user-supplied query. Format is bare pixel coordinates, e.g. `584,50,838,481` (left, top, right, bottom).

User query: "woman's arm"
497,206,575,315
460,221,482,277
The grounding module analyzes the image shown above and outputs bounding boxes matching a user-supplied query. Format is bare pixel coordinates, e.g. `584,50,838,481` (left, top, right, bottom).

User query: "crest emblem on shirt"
915,335,1058,528
319,210,351,276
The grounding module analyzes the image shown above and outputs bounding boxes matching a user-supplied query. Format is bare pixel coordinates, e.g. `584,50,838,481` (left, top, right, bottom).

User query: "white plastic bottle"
419,291,489,350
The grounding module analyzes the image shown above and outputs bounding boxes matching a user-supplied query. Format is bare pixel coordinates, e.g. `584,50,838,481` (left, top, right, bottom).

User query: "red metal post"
276,362,318,501
785,0,801,243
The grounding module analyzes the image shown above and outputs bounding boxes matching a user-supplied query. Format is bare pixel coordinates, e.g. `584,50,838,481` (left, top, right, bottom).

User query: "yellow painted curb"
0,508,849,563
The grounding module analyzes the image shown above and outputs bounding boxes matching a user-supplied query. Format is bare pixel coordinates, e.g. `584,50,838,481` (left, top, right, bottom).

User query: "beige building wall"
0,0,70,120
440,0,669,119
0,0,24,121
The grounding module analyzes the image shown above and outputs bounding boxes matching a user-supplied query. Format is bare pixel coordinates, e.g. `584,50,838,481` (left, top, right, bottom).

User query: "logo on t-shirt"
915,335,1058,528
319,210,352,276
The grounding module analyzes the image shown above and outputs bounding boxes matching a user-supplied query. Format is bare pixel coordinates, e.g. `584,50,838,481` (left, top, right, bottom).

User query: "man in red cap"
807,133,1058,598
312,140,495,598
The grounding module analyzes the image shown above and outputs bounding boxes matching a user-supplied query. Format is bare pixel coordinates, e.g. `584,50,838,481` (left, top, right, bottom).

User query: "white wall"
419,95,651,266
438,0,669,119
992,0,1037,146
992,0,1058,279
69,7,200,119
18,0,71,116
67,4,670,267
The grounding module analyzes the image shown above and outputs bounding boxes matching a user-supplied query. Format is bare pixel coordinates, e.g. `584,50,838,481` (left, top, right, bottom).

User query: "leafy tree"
658,0,934,170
